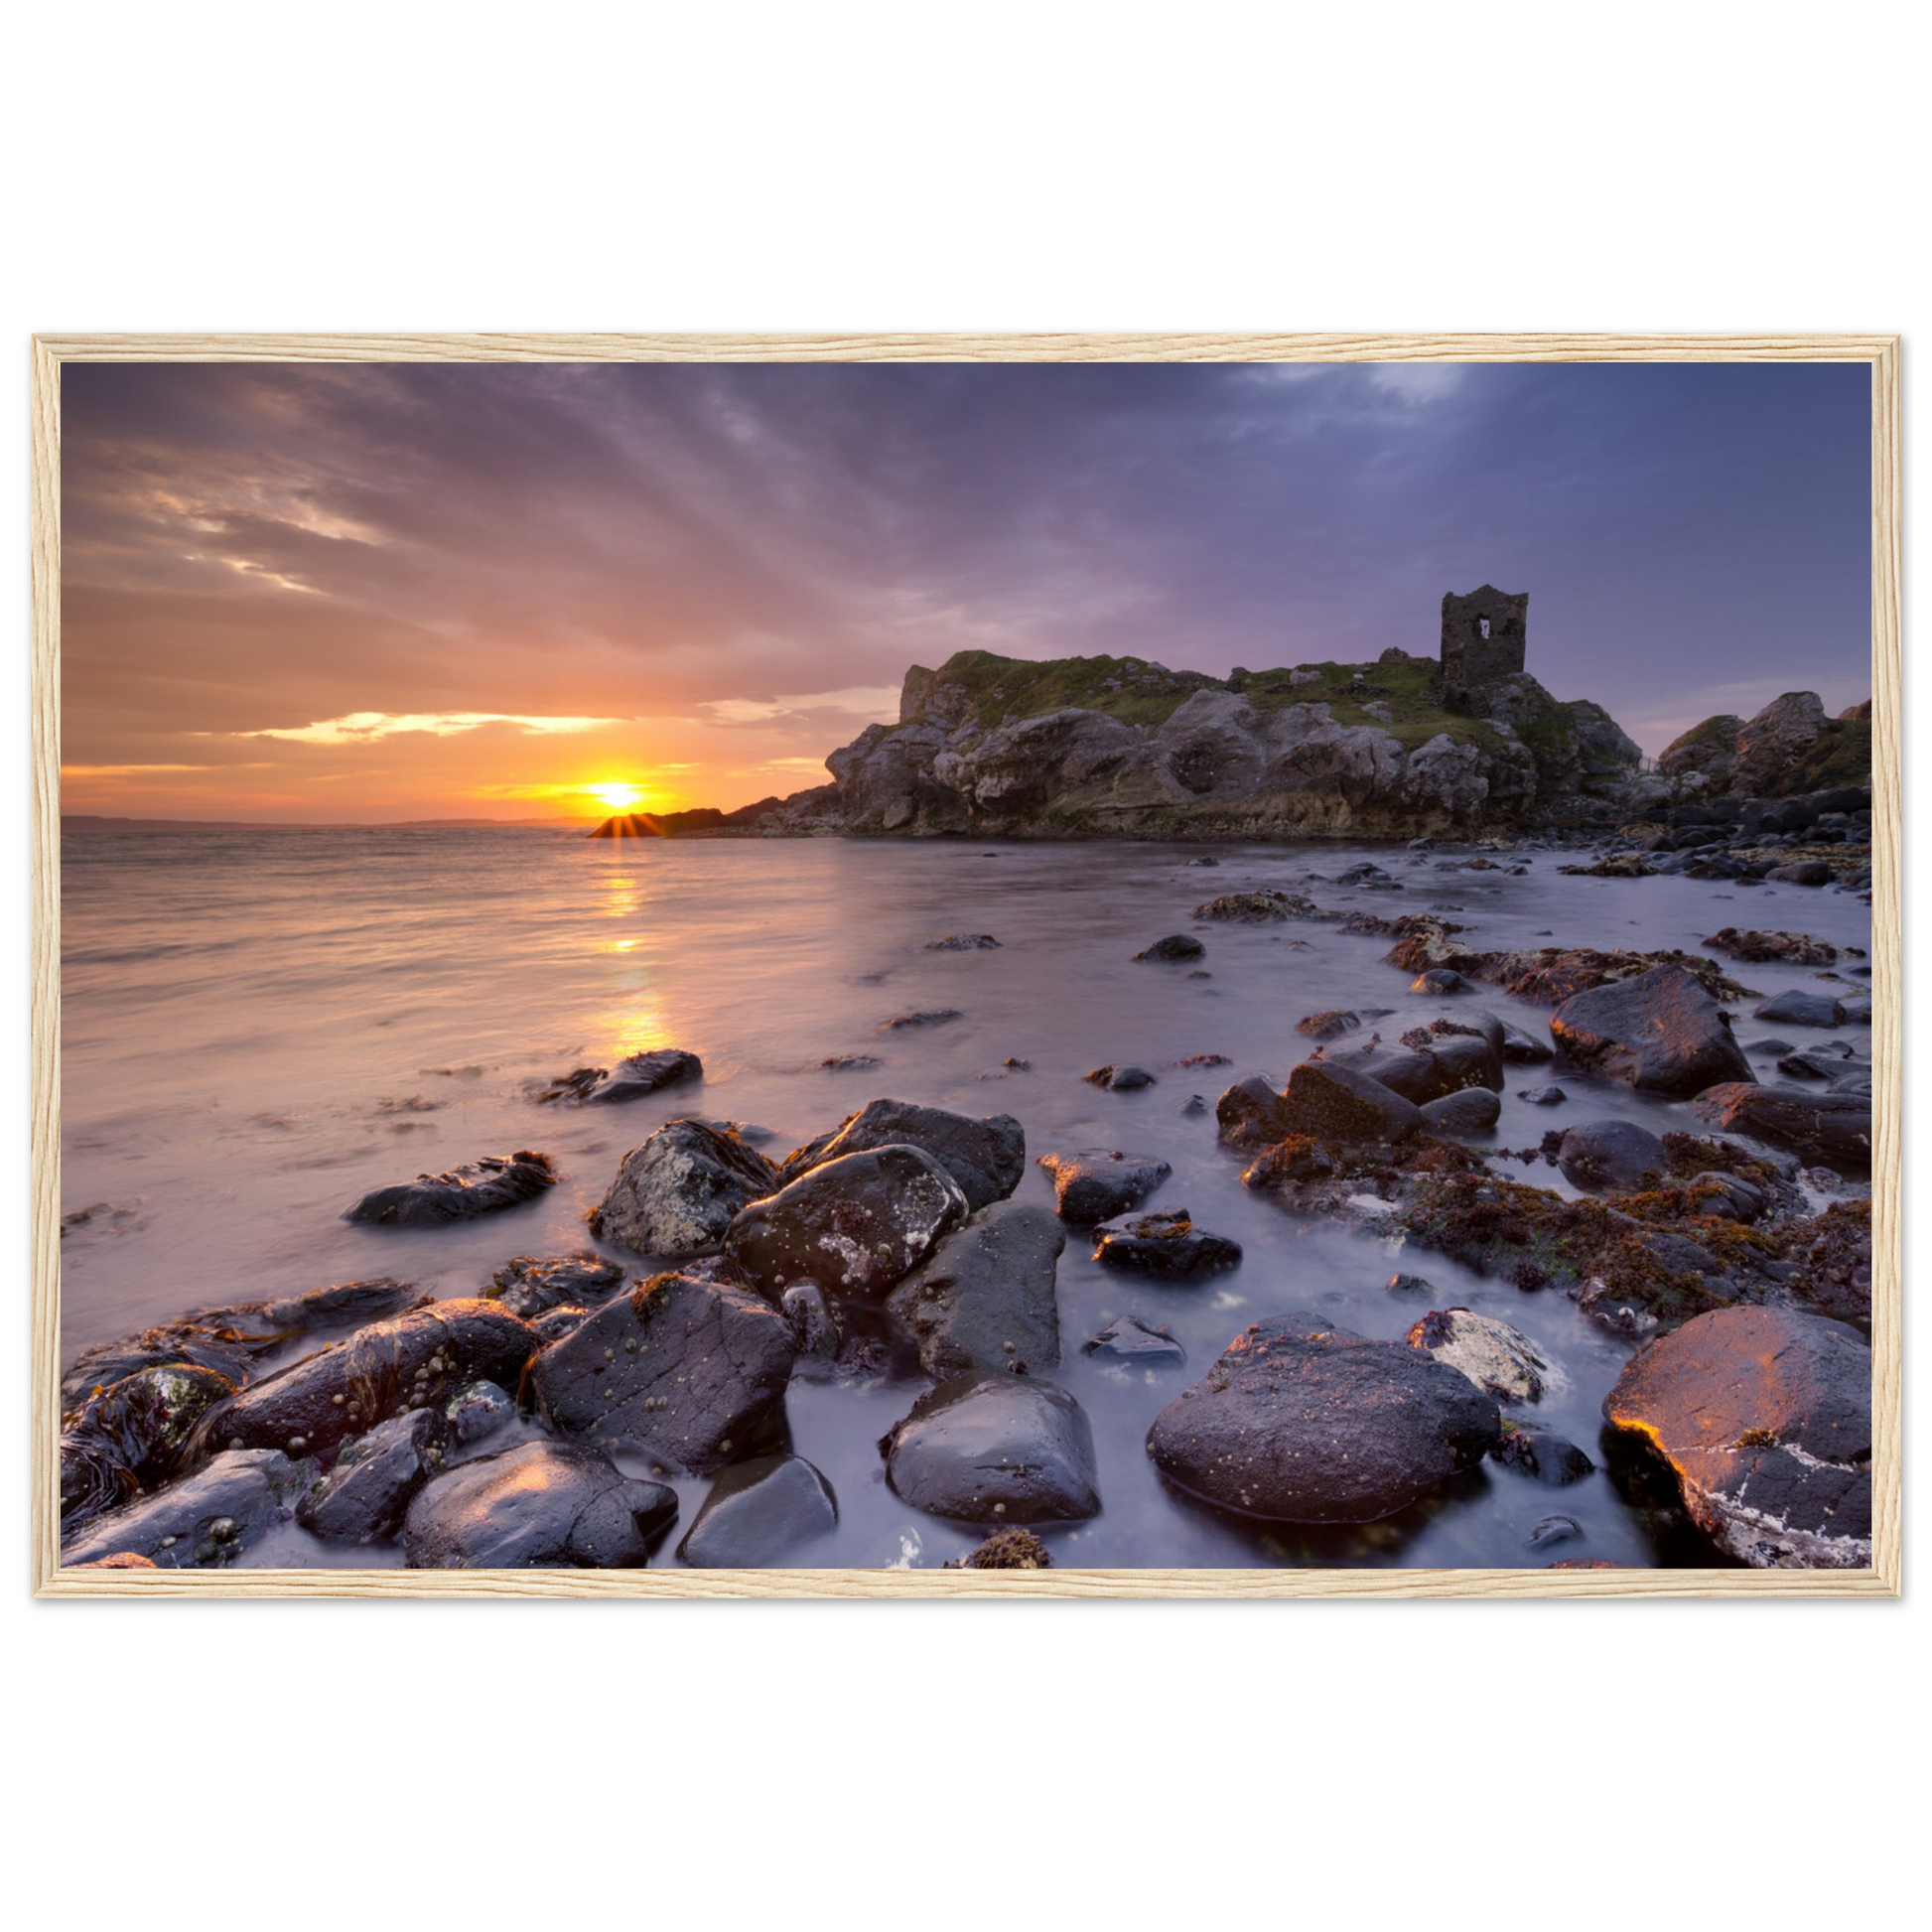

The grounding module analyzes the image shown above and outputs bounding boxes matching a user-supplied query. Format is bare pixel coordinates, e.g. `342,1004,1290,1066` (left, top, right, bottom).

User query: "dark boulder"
402,1441,677,1568
1083,1315,1186,1367
1091,1207,1242,1277
1215,1076,1295,1149
296,1408,445,1543
776,1099,1024,1211
1420,1088,1501,1136
188,1300,536,1463
885,1199,1064,1377
530,1273,794,1473
884,1373,1100,1523
190,1277,430,1335
59,1362,237,1533
443,1379,517,1444
1492,1424,1594,1485
1520,1085,1568,1106
1603,1307,1871,1567
590,1119,779,1257
780,1282,842,1361
63,1449,316,1568
487,1252,627,1317
926,933,1001,950
1086,1063,1158,1091
1499,1022,1555,1064
1296,1009,1359,1038
1410,968,1472,996
675,1454,838,1567
1549,964,1752,1096
1135,934,1206,962
725,1145,969,1299
880,1008,963,1032
1147,1318,1500,1523
1557,1119,1671,1193
531,1307,594,1345
1036,1148,1172,1222
1752,989,1845,1029
1279,1060,1424,1144
1765,861,1832,887
574,1048,704,1105
345,1152,557,1227
1692,1083,1871,1170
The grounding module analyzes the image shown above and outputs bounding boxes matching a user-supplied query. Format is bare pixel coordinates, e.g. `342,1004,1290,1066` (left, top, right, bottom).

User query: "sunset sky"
61,358,1872,823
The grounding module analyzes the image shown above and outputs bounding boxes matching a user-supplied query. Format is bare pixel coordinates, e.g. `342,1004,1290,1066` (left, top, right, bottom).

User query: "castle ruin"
1440,585,1527,711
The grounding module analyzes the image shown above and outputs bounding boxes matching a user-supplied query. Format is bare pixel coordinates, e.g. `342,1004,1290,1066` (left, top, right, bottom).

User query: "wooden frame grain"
29,332,1901,1600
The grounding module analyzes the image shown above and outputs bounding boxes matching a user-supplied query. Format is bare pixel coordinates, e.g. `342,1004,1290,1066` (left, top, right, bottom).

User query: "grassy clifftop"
904,647,1512,752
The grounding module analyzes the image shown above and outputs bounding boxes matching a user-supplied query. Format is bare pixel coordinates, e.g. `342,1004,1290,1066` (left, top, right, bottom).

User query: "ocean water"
60,826,1874,1571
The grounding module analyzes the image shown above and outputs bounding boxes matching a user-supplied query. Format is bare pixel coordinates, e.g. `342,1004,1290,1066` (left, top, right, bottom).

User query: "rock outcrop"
669,649,1644,840
1660,690,1871,799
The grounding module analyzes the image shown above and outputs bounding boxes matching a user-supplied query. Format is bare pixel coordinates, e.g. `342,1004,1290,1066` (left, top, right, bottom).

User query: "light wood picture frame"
30,331,1901,1599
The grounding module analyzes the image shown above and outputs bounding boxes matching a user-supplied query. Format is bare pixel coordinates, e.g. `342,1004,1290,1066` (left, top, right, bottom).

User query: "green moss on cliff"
1783,717,1871,794
912,648,1507,755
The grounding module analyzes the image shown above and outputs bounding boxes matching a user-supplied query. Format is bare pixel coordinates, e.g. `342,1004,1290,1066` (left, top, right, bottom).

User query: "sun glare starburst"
589,781,644,813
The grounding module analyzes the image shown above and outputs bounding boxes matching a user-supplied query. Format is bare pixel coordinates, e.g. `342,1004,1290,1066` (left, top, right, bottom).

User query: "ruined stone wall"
1441,586,1528,709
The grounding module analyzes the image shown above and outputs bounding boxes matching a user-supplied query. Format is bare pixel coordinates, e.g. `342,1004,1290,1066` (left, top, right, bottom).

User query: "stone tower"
1440,585,1527,711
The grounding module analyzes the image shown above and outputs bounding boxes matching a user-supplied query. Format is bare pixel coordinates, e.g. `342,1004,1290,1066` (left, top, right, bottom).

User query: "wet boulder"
1765,861,1832,887
1135,934,1205,962
590,1119,780,1258
780,1282,842,1361
725,1145,970,1299
885,1199,1064,1377
63,1449,316,1568
1405,1308,1564,1404
1036,1148,1172,1222
1499,1022,1555,1065
1278,1060,1424,1144
59,1362,238,1532
1492,1423,1594,1485
1296,1009,1359,1038
1146,1317,1500,1523
345,1151,557,1227
884,1373,1100,1523
776,1099,1024,1211
926,933,1000,950
581,1048,704,1105
1752,989,1845,1029
1215,1077,1295,1149
1091,1207,1242,1277
1411,968,1472,996
1603,1307,1871,1567
1548,964,1752,1096
1085,1063,1158,1091
443,1379,517,1444
403,1441,677,1568
188,1300,537,1463
531,1307,594,1345
1520,1084,1568,1107
1692,1083,1871,1170
487,1252,627,1317
1083,1314,1186,1367
190,1277,429,1335
529,1272,795,1474
1557,1119,1671,1193
675,1454,838,1567
1420,1088,1500,1136
296,1408,446,1544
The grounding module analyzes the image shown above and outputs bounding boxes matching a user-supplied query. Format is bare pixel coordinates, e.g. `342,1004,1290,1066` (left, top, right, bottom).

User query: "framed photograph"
30,333,1898,1598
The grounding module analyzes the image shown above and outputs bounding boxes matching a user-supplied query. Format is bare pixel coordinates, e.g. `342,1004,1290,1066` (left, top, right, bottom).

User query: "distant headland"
590,586,1872,843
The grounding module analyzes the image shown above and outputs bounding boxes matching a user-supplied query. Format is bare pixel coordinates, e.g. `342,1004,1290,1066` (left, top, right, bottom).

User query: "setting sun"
588,781,645,813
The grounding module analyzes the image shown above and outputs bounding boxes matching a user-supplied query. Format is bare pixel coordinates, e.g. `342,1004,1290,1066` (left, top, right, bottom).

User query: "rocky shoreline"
62,815,1875,1576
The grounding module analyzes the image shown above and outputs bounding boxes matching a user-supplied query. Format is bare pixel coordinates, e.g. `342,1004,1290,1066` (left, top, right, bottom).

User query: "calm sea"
60,825,1873,1570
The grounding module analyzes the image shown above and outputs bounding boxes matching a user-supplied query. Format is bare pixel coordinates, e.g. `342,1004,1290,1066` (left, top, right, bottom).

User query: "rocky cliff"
704,647,1642,841
1659,691,1872,799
